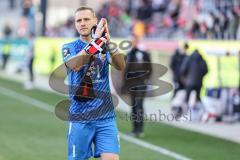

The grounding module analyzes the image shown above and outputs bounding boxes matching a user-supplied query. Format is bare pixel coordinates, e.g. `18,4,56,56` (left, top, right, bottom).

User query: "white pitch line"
0,86,191,160
120,133,191,160
0,86,54,113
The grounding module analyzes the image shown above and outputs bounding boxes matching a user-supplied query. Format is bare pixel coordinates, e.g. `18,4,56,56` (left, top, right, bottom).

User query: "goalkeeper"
62,6,125,160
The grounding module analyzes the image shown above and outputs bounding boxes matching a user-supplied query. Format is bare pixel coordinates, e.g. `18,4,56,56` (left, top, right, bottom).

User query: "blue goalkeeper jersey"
62,39,115,122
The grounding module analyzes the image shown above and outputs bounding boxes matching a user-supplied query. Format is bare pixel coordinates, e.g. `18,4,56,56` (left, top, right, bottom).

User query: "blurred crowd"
2,0,240,39
45,17,76,37
45,0,240,39
0,0,39,38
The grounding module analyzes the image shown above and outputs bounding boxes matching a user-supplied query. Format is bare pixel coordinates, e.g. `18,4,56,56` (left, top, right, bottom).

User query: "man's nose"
80,21,86,27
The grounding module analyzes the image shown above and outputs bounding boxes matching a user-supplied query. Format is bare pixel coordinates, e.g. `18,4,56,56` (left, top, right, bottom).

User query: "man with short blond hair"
62,6,125,160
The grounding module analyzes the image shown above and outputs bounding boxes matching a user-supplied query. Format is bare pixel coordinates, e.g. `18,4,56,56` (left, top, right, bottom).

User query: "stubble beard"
79,27,92,37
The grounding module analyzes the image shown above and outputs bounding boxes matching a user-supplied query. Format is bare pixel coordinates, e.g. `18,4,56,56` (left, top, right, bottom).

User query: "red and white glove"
84,36,107,55
84,18,109,55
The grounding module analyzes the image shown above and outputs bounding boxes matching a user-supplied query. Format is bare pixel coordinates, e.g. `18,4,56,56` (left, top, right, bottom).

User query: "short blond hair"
75,6,96,17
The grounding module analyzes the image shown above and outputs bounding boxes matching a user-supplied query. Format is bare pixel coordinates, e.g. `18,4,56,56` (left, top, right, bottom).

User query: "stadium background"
0,0,240,160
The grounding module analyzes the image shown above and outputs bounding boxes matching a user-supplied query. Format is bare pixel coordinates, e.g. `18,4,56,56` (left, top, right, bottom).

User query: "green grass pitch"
0,77,239,160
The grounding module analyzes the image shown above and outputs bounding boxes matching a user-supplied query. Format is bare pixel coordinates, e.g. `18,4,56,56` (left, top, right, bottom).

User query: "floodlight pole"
40,0,47,36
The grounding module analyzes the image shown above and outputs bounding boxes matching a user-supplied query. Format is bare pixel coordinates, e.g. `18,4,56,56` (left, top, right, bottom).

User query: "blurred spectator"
132,19,146,38
180,49,208,104
1,24,12,70
23,32,35,89
137,0,153,23
170,42,189,98
3,24,12,38
123,34,152,138
22,0,36,35
1,41,11,70
228,9,240,39
167,0,181,28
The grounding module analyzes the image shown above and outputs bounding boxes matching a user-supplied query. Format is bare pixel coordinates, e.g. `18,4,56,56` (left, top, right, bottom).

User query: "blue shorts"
67,118,120,160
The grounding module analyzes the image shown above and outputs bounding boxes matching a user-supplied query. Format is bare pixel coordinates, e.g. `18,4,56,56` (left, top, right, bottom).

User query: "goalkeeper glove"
84,36,107,55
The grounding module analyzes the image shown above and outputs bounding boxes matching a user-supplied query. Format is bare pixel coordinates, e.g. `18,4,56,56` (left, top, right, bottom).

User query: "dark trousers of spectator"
185,85,201,103
131,95,144,134
28,57,34,82
172,80,185,99
1,54,10,70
